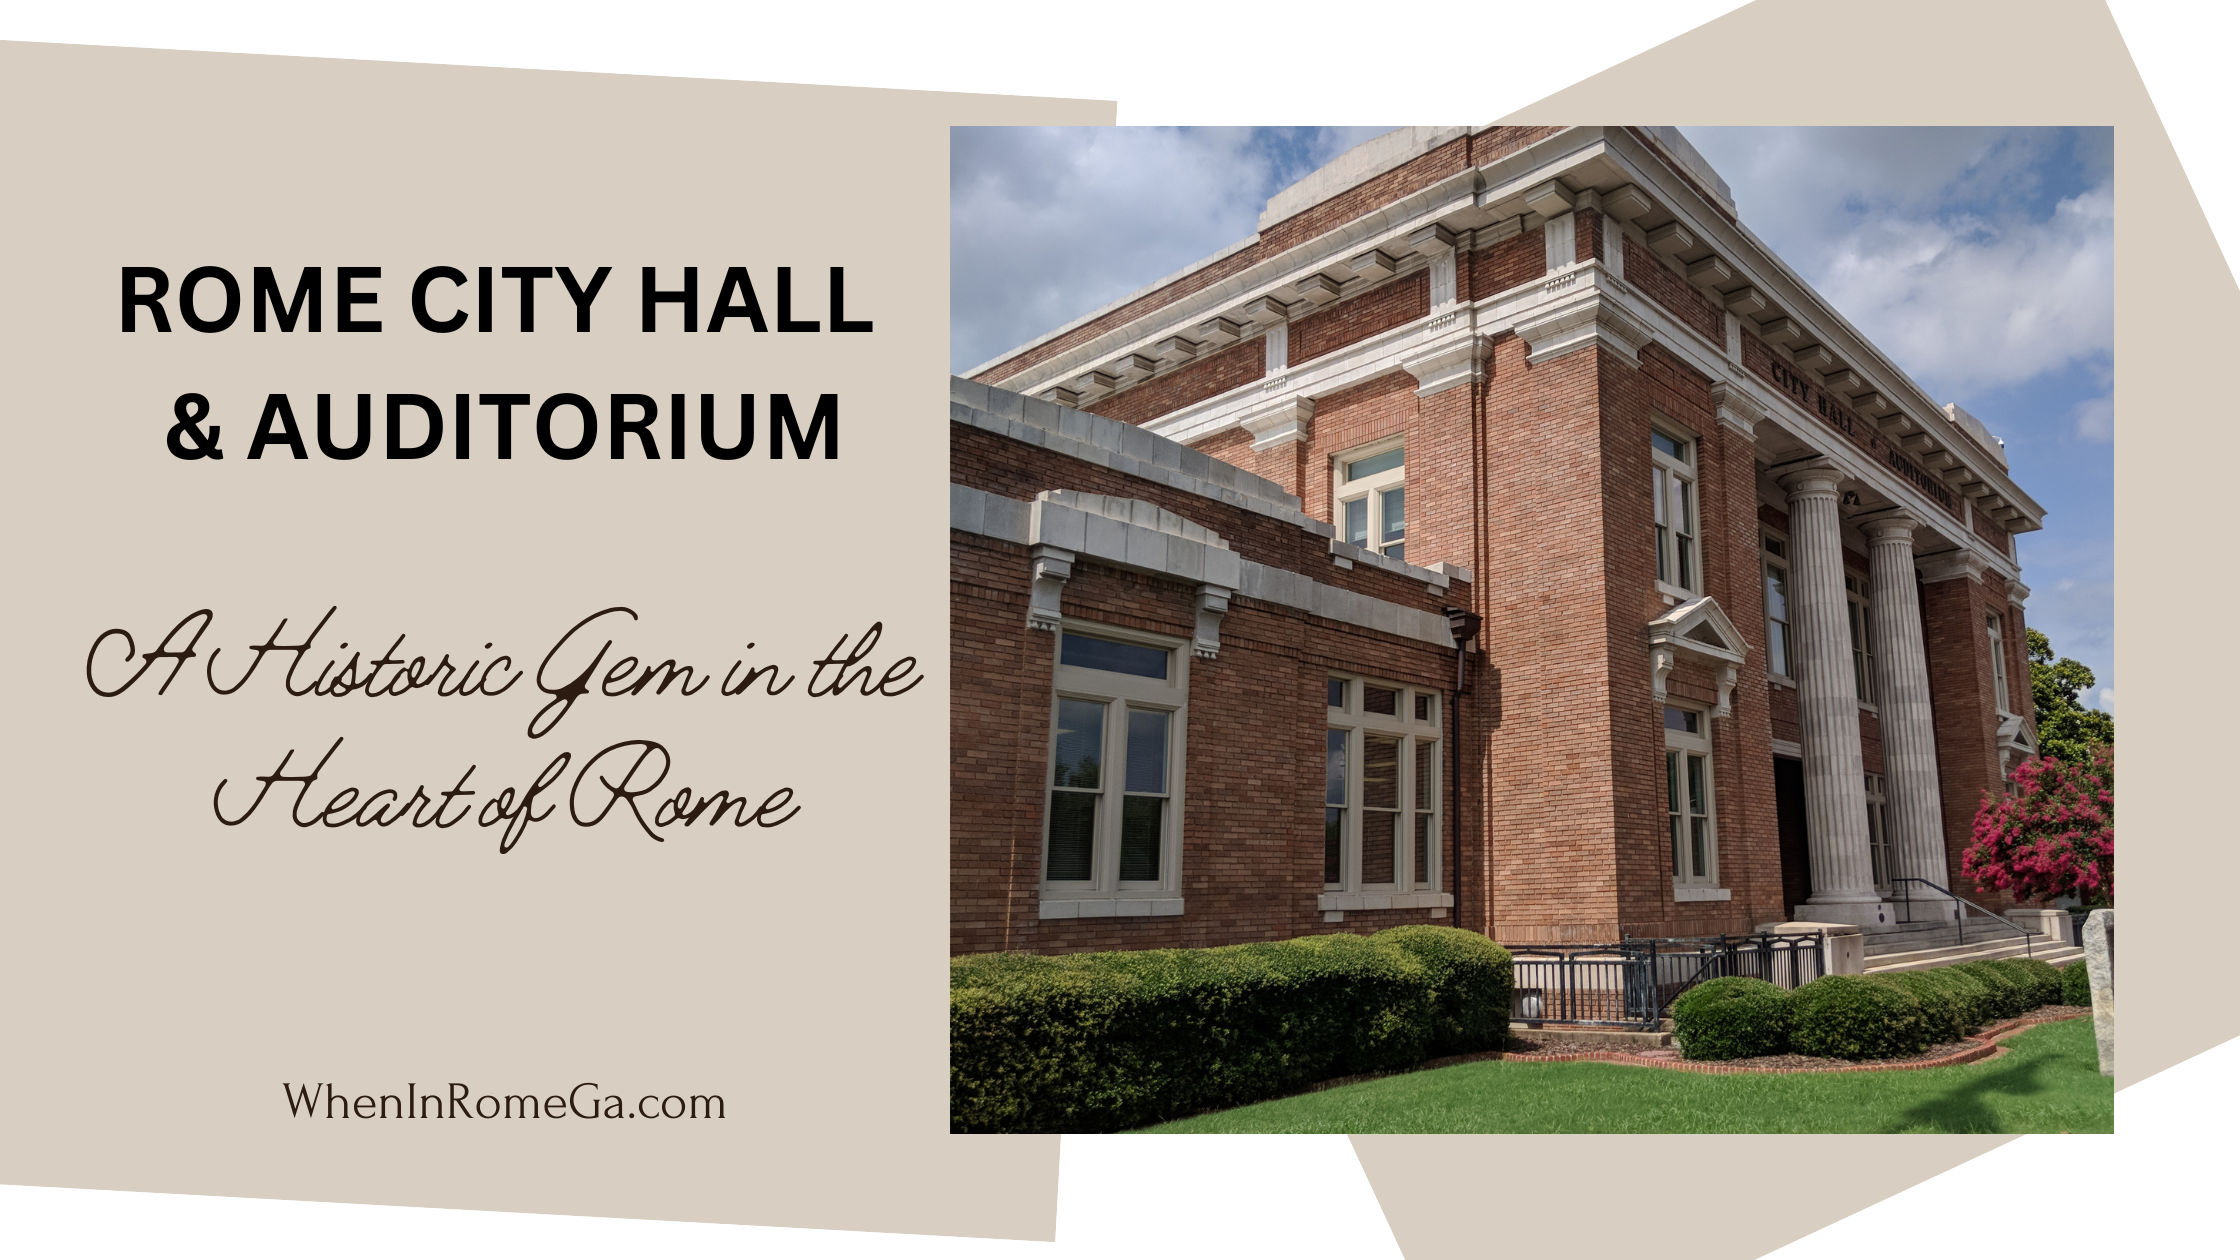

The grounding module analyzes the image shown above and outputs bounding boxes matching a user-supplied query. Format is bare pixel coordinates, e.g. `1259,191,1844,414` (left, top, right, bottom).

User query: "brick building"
952,125,2047,955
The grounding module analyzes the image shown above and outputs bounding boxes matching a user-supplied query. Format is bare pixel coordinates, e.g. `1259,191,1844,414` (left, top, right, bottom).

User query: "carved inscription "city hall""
1745,336,1959,518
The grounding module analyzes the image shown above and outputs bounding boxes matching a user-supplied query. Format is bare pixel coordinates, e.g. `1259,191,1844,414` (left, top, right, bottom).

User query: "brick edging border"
1500,1012,2085,1076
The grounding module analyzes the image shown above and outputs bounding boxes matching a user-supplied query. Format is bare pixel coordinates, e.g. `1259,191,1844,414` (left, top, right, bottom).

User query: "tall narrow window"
1324,729,1347,887
1763,534,1792,678
1335,442,1406,562
1864,773,1893,891
1652,428,1698,593
1043,627,1187,902
1846,573,1875,705
1986,611,2011,713
1664,705,1716,888
1413,739,1437,885
1119,710,1169,881
1324,675,1440,894
1046,697,1103,883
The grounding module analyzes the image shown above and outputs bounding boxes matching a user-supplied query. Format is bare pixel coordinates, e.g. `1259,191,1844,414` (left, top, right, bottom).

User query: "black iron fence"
1506,933,1828,1031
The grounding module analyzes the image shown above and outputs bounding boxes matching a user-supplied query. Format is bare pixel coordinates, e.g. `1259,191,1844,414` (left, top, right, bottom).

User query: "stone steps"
1865,934,2083,973
1863,920,2043,956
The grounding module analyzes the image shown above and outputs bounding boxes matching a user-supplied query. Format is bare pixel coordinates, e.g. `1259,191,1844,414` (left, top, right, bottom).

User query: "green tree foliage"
2027,628,2113,765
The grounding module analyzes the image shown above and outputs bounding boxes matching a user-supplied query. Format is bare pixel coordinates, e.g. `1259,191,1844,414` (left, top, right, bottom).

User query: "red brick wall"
1920,574,2017,911
1470,228,1545,300
1289,271,1427,367
1576,208,1603,266
1475,334,1626,942
1623,234,1722,344
950,536,1467,956
1297,370,1421,527
1087,337,1262,427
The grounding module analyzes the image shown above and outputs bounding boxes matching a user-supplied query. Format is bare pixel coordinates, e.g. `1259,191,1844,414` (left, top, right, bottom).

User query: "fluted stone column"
1779,463,1886,926
1864,513,1954,917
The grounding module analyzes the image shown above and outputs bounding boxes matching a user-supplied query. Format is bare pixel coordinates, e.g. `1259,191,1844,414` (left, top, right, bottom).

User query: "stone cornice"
950,482,1459,651
1592,126,2045,530
1012,123,2044,536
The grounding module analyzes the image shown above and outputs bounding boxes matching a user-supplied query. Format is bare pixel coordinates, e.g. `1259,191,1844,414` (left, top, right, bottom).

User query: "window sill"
1318,891,1454,912
1039,897,1184,920
1674,886,1732,902
1654,581,1698,605
1768,674,1797,689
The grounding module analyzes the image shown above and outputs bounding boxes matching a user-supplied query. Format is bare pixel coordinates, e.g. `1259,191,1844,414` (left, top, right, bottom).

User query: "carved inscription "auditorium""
1747,338,1959,518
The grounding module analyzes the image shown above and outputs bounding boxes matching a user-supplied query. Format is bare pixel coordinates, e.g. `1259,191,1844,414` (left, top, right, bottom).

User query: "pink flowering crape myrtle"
1962,745,2114,904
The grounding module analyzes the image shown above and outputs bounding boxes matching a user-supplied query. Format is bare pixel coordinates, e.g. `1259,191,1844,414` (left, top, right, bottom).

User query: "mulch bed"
1499,1007,2091,1076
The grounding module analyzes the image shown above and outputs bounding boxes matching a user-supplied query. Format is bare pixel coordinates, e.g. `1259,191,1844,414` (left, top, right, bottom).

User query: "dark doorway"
1774,757,1811,918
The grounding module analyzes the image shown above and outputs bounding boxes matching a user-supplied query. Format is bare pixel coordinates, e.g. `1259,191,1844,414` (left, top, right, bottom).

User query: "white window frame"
1333,437,1407,563
1986,610,2013,716
1762,529,1794,684
1846,572,1877,710
1040,620,1188,902
1323,674,1441,903
1665,704,1719,892
1652,421,1700,599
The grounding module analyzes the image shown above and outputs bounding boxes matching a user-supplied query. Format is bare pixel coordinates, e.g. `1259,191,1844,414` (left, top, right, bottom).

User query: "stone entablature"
971,125,2044,548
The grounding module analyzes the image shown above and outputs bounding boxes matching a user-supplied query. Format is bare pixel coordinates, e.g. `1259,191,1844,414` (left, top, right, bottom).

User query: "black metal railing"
1889,876,2042,957
1506,933,1828,1031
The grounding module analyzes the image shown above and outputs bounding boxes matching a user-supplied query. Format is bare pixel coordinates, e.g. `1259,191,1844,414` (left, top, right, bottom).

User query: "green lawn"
1142,1017,2111,1134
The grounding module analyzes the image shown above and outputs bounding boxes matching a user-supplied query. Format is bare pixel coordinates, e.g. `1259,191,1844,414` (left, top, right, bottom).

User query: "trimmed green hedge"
1874,969,1981,1045
1991,957,2065,1008
1673,976,1793,1060
950,926,1511,1133
1378,924,1513,1056
1952,960,2031,1020
2062,959,2091,1007
1789,975,1932,1060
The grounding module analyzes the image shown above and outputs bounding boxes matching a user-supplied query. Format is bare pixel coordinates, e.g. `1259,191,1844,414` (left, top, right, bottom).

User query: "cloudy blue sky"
951,127,2114,714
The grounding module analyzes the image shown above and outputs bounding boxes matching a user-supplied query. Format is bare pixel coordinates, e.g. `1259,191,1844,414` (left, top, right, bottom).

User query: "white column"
1864,513,1954,916
1778,462,1886,926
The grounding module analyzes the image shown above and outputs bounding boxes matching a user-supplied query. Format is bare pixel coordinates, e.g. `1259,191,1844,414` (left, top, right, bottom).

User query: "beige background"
0,41,1104,1241
1353,1,2196,1257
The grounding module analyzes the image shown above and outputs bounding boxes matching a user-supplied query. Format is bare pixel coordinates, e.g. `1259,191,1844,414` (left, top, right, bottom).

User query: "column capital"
1861,510,1925,544
2001,580,2031,606
1776,458,1844,499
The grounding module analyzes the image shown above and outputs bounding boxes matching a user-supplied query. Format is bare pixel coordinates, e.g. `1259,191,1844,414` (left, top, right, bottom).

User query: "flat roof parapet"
950,376,1331,537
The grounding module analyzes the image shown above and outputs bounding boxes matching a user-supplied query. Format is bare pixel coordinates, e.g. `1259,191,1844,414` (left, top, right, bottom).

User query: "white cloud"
1681,127,2114,398
2096,687,2115,716
951,127,1394,373
1809,182,2112,395
2073,393,2114,441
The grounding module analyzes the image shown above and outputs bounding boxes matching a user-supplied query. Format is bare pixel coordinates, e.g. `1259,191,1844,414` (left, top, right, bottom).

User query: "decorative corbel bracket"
1192,584,1232,659
1027,545,1074,633
1715,663,1738,718
1241,396,1314,451
1400,334,1485,399
1513,285,1651,368
1650,646,1675,705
